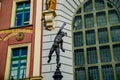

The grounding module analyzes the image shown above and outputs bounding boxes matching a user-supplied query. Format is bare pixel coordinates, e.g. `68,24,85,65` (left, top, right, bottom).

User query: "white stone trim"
33,0,42,76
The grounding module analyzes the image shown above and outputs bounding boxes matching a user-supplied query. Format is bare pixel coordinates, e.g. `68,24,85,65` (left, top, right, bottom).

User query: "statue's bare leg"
48,48,54,63
56,48,61,68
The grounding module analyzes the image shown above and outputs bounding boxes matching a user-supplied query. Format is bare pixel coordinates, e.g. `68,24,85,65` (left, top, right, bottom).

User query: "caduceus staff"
47,22,67,68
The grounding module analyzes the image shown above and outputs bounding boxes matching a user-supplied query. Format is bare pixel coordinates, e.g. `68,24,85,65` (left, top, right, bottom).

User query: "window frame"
9,47,28,80
72,0,120,80
10,0,33,28
15,1,30,27
4,43,31,80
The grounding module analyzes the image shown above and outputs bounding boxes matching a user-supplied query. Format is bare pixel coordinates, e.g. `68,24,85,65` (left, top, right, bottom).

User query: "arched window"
73,0,120,80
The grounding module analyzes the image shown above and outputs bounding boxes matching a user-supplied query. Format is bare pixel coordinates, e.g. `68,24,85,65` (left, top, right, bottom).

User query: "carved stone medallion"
16,32,24,41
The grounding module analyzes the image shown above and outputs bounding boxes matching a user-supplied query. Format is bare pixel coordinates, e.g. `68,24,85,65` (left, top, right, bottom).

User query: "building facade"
42,0,120,80
0,0,120,80
0,0,43,80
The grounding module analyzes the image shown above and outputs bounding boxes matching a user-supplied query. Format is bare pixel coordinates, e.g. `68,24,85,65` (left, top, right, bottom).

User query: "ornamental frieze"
0,28,32,41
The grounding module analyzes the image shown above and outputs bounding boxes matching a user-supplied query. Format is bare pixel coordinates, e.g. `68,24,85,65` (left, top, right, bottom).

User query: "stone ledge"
20,76,43,80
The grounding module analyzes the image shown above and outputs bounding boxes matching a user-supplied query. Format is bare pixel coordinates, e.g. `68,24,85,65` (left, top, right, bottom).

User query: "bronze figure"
47,22,67,68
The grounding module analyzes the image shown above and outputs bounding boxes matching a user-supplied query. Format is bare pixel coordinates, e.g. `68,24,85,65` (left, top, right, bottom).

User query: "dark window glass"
74,49,84,66
88,67,99,80
85,14,94,28
16,13,23,26
100,46,111,62
95,0,105,10
113,44,120,61
102,65,114,80
84,0,93,12
108,10,120,25
75,68,86,80
73,16,82,30
76,8,81,14
86,30,96,45
12,48,19,57
74,32,83,47
111,26,120,42
96,12,107,26
116,64,120,80
98,28,109,43
21,47,28,56
87,47,98,64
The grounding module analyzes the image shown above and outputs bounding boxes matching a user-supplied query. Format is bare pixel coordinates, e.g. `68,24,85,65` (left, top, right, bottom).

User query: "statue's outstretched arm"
56,23,66,35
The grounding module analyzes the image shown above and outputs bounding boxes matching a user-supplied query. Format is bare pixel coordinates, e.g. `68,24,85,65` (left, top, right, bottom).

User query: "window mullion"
17,49,22,79
22,11,24,26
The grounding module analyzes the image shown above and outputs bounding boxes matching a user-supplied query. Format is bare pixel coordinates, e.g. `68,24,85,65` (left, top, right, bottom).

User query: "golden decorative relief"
43,10,56,30
0,28,32,41
47,0,56,10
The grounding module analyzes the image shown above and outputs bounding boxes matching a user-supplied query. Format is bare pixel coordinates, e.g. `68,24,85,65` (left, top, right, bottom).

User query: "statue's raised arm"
56,22,66,35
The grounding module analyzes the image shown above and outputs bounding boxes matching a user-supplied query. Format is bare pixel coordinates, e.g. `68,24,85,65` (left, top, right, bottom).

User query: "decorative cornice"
0,28,33,41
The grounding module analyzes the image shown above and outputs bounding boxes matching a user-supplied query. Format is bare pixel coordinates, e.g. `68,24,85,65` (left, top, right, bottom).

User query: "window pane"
87,47,98,64
12,48,19,57
19,69,26,79
19,60,27,79
76,8,81,14
73,16,82,30
16,12,22,26
25,2,30,9
75,68,86,80
107,3,113,8
97,12,106,27
108,10,120,25
100,46,111,62
74,49,84,66
17,3,23,10
95,0,105,10
10,61,19,79
21,47,28,56
74,32,83,47
102,65,114,80
84,0,93,12
21,60,27,66
12,61,19,68
113,44,120,61
98,28,109,43
86,30,96,45
85,14,94,28
11,70,18,79
111,26,120,42
24,11,30,22
88,67,99,80
116,64,120,80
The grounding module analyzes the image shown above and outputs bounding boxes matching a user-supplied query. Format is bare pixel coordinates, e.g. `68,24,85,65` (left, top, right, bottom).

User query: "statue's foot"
47,59,50,63
48,56,51,63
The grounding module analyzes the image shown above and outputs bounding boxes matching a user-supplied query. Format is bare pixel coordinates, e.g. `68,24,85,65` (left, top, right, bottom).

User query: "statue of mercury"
47,23,67,68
